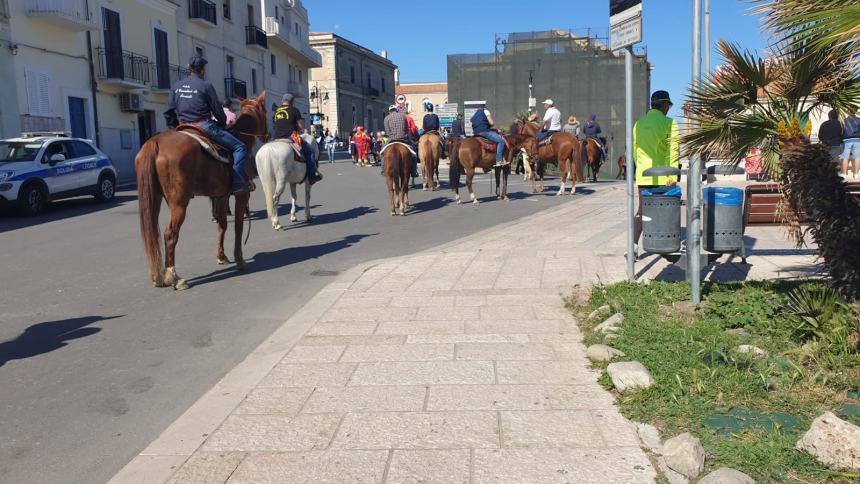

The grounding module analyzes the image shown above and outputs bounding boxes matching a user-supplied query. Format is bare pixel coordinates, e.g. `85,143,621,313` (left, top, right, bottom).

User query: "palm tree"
753,1,860,56
682,39,860,298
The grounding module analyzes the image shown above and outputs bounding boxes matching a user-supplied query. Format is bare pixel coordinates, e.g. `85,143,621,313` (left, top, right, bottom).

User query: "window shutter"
26,69,51,116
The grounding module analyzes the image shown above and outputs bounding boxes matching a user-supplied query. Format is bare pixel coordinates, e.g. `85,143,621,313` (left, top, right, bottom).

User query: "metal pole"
704,0,710,75
624,47,635,281
689,0,702,304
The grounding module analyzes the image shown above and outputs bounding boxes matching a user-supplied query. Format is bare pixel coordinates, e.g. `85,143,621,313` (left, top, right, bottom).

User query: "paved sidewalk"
112,183,816,483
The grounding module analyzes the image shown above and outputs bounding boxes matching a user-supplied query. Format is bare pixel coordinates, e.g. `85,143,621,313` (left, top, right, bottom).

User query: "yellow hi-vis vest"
634,109,680,186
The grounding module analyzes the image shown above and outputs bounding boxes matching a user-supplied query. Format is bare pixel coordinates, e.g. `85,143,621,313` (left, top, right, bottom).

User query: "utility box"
641,185,682,254
703,187,744,253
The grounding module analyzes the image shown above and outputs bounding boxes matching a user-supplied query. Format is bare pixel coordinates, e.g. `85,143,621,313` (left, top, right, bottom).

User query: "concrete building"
395,81,448,129
308,32,396,140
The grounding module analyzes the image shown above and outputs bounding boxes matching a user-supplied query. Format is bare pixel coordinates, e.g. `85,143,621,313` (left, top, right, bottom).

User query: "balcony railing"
151,63,189,91
188,0,217,26
365,87,380,98
245,25,267,50
225,77,247,99
25,0,99,31
96,47,150,87
264,16,279,36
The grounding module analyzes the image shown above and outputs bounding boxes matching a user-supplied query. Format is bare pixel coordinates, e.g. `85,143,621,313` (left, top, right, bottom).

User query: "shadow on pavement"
282,206,379,229
0,194,137,232
0,316,120,367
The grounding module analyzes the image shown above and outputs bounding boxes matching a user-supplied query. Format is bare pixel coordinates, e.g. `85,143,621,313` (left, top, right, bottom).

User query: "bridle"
235,101,269,142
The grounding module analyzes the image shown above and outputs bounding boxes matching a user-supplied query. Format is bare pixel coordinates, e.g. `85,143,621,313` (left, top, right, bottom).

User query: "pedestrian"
324,131,337,163
818,110,843,163
451,113,465,139
632,90,680,252
536,99,561,142
355,126,371,166
562,116,580,138
840,108,860,178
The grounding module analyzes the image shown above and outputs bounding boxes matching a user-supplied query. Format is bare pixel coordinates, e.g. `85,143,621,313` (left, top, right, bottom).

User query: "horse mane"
232,99,266,136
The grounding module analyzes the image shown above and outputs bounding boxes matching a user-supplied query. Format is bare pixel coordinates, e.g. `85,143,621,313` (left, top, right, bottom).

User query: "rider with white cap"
536,99,562,142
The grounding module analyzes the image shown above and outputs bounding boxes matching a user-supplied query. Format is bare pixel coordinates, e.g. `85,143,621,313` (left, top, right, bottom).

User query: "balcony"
96,47,150,89
25,0,99,31
245,25,268,51
188,0,217,27
365,87,380,99
263,16,321,67
225,77,247,99
151,63,189,92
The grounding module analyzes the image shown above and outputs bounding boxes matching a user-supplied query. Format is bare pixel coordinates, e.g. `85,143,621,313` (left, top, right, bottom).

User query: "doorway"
68,97,87,139
137,110,155,147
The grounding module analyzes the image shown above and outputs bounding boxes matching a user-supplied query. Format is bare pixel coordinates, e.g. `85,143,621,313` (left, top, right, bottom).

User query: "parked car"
0,132,118,215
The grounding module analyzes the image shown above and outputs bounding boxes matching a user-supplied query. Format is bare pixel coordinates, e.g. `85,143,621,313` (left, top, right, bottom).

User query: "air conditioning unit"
119,93,143,112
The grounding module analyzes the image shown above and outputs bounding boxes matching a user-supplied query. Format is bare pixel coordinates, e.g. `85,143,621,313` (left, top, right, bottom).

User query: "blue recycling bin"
703,187,744,253
642,185,682,254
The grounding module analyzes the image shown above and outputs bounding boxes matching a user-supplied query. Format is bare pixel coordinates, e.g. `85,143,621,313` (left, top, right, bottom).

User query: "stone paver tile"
427,385,551,411
201,414,341,452
334,296,393,308
407,334,529,344
298,335,407,346
386,450,470,484
409,279,458,291
500,410,604,448
258,363,356,388
591,409,641,447
453,274,498,290
465,319,573,334
283,345,346,363
226,451,388,484
494,276,541,289
415,306,480,321
484,294,559,306
455,343,555,361
455,295,486,307
321,307,417,322
479,305,536,320
387,295,456,308
544,385,617,410
528,331,583,343
473,447,655,483
234,387,313,415
306,321,378,336
330,411,499,449
168,452,246,484
533,305,575,320
547,341,591,361
375,321,464,335
302,386,426,413
341,344,454,362
349,361,495,386
496,361,596,385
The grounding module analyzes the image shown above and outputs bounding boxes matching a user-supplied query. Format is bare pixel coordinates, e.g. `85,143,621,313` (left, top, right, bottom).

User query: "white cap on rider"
542,99,554,105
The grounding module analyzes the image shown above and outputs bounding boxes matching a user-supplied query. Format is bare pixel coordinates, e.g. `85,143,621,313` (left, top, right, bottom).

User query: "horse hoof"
174,279,189,291
496,195,501,200
306,216,314,223
391,211,396,216
217,257,229,265
504,196,510,202
290,217,298,223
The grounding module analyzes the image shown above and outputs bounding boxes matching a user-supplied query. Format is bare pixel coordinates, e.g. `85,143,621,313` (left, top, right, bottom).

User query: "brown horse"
383,142,412,215
616,154,627,180
517,122,583,195
135,92,269,290
582,138,605,183
449,133,537,204
418,131,442,191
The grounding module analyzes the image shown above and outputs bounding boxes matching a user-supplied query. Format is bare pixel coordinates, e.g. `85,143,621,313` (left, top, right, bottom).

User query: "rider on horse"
384,105,419,177
164,55,250,194
422,105,446,159
274,93,321,184
536,99,562,143
583,113,607,160
470,103,507,167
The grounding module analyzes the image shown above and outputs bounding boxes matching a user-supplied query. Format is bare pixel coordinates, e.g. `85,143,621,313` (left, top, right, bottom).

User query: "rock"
635,422,662,452
587,304,610,321
657,457,689,484
606,361,654,393
595,313,624,333
659,432,705,479
725,328,751,337
735,345,768,359
586,344,625,362
604,334,618,341
795,412,860,471
698,467,756,484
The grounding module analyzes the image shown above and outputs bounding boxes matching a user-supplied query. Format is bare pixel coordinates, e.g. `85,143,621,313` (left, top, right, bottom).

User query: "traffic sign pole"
624,46,635,281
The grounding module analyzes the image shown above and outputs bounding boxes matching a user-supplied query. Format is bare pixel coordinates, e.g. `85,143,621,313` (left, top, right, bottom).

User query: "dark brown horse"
449,133,537,204
517,122,583,195
383,142,412,215
136,92,269,290
616,154,627,180
582,138,605,182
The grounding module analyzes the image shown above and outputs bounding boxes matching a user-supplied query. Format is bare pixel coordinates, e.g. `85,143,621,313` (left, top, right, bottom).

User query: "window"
298,69,302,83
367,72,371,89
25,69,51,116
349,65,355,84
251,68,257,93
270,54,276,76
223,0,231,20
42,141,70,163
295,22,298,36
274,5,278,18
70,140,96,158
195,45,204,57
381,77,385,93
225,55,234,78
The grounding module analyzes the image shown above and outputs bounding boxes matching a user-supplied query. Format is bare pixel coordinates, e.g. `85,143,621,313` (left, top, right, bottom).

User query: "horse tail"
391,146,402,182
449,140,461,187
135,138,164,284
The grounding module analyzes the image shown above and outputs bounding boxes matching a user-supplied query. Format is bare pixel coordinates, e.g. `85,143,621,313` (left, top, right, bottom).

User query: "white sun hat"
542,99,554,105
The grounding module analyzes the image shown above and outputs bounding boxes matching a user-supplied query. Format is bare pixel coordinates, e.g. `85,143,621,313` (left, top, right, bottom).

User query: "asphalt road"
0,156,592,483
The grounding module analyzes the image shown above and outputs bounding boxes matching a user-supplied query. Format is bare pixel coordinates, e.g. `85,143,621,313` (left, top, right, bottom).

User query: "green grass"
571,280,860,483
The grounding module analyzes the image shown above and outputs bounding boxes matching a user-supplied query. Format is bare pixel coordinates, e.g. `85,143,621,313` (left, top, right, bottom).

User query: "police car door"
68,140,100,189
41,140,76,193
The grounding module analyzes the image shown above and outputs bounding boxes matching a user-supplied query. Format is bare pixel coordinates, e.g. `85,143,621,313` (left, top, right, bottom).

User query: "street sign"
610,0,642,50
436,102,458,129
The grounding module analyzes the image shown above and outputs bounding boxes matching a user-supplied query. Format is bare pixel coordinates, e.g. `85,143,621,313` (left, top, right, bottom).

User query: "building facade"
308,33,396,140
394,82,448,129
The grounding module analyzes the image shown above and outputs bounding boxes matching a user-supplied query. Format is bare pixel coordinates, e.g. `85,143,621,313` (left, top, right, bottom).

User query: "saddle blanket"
271,138,305,161
176,127,230,164
474,136,510,153
380,141,416,157
539,134,555,146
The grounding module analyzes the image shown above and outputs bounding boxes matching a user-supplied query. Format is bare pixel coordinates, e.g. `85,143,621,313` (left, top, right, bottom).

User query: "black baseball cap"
650,90,673,107
188,55,208,70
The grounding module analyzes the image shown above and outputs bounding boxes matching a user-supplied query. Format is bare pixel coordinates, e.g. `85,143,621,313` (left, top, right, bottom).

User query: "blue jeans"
300,139,318,179
201,122,247,184
536,129,559,142
327,145,335,162
476,130,505,161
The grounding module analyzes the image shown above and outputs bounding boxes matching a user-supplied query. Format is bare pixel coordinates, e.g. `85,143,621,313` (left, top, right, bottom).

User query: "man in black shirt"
165,55,250,193
274,93,321,184
450,113,465,138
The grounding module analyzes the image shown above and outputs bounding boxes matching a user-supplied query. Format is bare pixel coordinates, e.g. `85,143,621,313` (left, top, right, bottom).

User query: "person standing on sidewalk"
840,109,860,178
818,110,842,164
324,132,337,163
632,90,680,248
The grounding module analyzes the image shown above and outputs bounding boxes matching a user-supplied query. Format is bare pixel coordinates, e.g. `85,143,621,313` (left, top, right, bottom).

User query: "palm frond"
753,1,860,54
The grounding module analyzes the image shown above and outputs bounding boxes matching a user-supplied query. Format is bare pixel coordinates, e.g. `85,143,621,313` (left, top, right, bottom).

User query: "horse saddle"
175,125,231,164
380,141,416,157
272,138,305,162
539,134,555,147
474,135,509,154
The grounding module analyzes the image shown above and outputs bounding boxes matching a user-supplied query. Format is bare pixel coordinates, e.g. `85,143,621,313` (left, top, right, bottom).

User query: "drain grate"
310,269,340,277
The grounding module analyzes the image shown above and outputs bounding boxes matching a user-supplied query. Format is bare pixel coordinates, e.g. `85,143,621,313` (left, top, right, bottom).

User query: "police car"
0,132,117,215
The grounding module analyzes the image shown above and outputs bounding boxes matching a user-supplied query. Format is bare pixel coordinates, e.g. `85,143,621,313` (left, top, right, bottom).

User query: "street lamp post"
309,82,330,131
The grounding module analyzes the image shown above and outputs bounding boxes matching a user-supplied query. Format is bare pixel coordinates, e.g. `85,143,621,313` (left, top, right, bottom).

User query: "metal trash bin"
642,185,682,254
703,187,744,253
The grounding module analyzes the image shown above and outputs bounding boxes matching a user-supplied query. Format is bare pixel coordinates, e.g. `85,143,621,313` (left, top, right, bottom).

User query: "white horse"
255,133,319,230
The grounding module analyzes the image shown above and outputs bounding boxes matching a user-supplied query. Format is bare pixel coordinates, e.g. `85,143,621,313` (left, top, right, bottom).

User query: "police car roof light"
21,131,70,138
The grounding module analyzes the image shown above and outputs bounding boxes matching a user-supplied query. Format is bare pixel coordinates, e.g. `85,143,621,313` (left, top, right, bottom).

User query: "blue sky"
306,0,770,117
